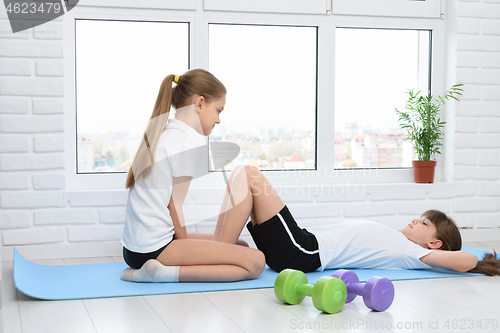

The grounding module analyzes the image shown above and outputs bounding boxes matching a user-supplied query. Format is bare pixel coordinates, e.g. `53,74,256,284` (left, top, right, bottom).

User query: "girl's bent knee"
244,165,260,175
239,165,261,183
248,250,266,279
230,165,245,176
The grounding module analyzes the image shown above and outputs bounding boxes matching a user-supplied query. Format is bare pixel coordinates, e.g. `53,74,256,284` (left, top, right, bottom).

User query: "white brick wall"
454,86,500,180
3,228,65,245
0,173,28,190
34,208,98,225
0,154,65,171
476,213,500,228
480,53,500,68
1,0,500,260
0,97,30,114
455,117,477,132
398,200,451,215
455,133,500,148
477,182,500,195
478,150,500,165
0,136,29,153
0,41,63,57
68,226,123,242
99,207,126,224
0,115,64,132
0,210,31,229
453,0,500,229
0,59,32,76
455,149,477,165
344,202,397,217
457,52,479,68
456,101,500,116
33,136,65,152
454,166,500,180
64,191,128,207
1,192,65,208
32,172,66,190
32,98,64,114
478,117,500,131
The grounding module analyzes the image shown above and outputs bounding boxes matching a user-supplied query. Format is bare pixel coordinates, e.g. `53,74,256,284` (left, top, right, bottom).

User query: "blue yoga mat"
14,247,490,301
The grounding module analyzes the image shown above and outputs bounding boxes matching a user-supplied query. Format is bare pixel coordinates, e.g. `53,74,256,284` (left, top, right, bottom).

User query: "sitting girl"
212,165,500,275
120,70,265,283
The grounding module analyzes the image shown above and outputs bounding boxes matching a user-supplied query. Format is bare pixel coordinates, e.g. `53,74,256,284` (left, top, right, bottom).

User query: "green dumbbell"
274,268,347,314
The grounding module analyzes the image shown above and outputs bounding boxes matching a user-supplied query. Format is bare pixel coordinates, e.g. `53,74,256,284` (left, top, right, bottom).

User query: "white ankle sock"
121,259,180,283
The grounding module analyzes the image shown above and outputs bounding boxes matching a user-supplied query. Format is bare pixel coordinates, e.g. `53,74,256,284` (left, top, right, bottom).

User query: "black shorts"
246,205,321,273
123,239,174,269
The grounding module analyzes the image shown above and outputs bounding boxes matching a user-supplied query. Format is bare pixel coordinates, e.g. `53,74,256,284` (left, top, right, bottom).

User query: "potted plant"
396,84,463,183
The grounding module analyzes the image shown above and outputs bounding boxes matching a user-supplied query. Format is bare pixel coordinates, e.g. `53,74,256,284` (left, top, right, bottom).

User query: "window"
66,3,445,188
334,28,431,169
208,24,318,171
75,19,189,174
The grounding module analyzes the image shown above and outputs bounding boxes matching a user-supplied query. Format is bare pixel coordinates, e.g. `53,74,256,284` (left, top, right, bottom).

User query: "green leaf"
394,84,463,161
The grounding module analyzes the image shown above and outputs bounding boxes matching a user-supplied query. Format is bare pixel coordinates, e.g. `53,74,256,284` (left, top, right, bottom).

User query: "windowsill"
63,167,461,190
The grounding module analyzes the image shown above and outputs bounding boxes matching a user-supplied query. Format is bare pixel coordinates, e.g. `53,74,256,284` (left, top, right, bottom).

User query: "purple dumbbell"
332,270,394,312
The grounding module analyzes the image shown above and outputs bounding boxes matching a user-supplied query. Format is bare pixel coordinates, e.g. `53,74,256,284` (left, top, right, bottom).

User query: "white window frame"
64,1,447,190
204,0,327,15
332,0,443,19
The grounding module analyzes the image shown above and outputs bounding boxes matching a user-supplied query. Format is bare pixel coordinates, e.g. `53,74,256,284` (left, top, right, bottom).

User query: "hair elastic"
174,75,180,83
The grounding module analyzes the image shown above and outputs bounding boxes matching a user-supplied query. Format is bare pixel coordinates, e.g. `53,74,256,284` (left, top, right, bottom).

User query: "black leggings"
123,239,173,269
246,205,321,273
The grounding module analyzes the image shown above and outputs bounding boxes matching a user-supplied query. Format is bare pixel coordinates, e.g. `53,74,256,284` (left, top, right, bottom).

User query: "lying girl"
211,165,500,276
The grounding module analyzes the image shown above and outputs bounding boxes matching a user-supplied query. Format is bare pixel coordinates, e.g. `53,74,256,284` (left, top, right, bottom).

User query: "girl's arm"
168,176,192,240
420,250,478,272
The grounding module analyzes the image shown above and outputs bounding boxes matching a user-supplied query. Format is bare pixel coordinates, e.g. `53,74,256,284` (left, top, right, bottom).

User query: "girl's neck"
174,104,203,135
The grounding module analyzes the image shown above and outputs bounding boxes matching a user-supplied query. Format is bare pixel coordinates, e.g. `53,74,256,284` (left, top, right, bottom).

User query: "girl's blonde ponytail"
125,75,175,189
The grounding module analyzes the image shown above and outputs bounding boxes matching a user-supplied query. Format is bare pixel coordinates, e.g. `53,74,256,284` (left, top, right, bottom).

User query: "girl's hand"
168,176,192,240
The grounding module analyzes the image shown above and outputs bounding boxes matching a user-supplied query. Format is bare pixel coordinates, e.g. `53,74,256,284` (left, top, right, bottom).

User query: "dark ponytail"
468,251,500,276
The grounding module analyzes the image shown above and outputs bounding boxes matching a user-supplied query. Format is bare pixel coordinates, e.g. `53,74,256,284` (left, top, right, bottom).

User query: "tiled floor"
2,241,500,333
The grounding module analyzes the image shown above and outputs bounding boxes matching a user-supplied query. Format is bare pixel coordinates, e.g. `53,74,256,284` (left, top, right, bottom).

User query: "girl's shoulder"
159,120,191,146
156,127,188,155
163,119,204,143
158,121,207,156
164,119,190,137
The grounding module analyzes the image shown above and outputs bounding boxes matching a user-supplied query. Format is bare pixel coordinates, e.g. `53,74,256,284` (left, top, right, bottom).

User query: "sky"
75,19,189,136
208,24,317,134
335,28,429,133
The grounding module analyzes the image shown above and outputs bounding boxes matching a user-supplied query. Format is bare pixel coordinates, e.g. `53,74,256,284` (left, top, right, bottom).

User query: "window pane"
208,24,317,171
334,28,431,169
75,19,189,173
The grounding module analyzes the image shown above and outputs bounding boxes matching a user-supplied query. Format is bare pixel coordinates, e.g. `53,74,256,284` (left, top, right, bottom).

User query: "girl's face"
197,94,226,136
402,216,442,249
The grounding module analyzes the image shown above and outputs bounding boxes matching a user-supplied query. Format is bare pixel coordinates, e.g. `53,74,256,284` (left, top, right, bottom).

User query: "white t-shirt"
308,220,434,271
120,118,208,253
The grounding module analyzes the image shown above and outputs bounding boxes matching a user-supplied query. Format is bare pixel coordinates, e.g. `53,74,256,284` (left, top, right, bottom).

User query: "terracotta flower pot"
412,160,437,183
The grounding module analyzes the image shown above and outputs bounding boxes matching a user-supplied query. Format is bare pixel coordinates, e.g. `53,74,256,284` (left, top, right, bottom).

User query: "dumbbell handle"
297,281,347,305
345,282,364,296
296,283,314,297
